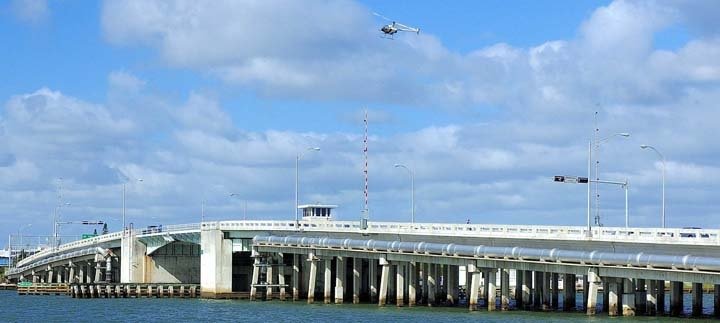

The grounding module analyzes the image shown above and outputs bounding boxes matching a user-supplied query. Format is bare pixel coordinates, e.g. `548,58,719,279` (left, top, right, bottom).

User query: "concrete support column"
323,258,332,304
586,268,600,316
487,269,497,311
57,267,63,283
636,279,646,314
427,263,437,306
515,270,524,308
582,275,589,311
266,257,275,300
250,256,260,301
500,268,510,311
564,274,576,311
533,271,542,309
388,264,396,304
48,268,54,283
32,273,38,283
78,265,85,284
522,270,532,309
94,262,102,284
408,262,417,306
278,260,287,301
551,273,559,309
422,265,428,304
543,271,551,310
608,278,620,316
714,285,720,318
692,282,703,317
646,279,657,316
396,262,405,307
378,258,389,307
670,281,683,316
352,258,361,304
292,254,300,301
68,265,75,284
657,280,666,314
335,257,345,304
369,259,378,303
306,253,318,304
622,278,636,316
447,264,458,306
200,228,232,298
468,264,480,311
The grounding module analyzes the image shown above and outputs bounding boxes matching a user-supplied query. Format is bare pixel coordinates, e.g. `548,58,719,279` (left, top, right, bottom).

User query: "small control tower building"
298,204,337,221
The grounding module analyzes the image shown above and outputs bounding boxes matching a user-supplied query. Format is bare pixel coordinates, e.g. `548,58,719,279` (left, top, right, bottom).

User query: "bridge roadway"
6,220,720,317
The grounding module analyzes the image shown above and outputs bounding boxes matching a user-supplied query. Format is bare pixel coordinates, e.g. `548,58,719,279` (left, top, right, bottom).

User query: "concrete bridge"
6,214,720,317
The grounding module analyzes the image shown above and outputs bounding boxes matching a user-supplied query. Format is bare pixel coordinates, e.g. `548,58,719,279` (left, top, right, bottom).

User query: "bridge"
5,212,720,317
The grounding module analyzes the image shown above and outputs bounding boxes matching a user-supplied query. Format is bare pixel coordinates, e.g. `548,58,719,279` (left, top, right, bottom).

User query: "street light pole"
230,193,248,220
295,147,320,228
122,178,143,236
641,145,666,228
394,164,415,224
590,132,629,228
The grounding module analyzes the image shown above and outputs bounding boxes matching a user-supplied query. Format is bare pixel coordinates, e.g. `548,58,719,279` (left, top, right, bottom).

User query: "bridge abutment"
199,228,232,298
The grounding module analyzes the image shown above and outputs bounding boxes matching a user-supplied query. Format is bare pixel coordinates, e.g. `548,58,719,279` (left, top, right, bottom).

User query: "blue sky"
2,0,720,249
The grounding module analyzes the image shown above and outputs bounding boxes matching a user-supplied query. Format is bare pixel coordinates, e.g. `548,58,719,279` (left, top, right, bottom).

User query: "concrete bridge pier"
468,263,480,311
622,278,636,316
446,264,458,306
670,281,683,316
292,254,300,301
586,268,600,315
656,280,666,314
551,273,559,310
635,279,646,314
427,263,437,306
396,262,405,307
369,259,378,303
306,253,318,304
335,257,345,304
47,267,54,283
265,256,275,300
249,256,260,299
515,270,524,308
500,268,510,310
487,268,497,311
200,229,232,298
68,264,75,284
542,272,551,310
522,270,532,309
378,258,389,306
352,258,361,304
278,256,287,301
608,278,619,316
408,262,417,306
564,274,576,311
323,258,332,304
692,282,703,317
646,279,657,315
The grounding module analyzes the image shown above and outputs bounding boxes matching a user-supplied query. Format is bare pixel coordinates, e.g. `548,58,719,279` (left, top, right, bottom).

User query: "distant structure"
298,204,337,221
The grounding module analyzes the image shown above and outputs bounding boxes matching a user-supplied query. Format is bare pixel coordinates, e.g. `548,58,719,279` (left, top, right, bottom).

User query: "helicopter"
373,12,419,39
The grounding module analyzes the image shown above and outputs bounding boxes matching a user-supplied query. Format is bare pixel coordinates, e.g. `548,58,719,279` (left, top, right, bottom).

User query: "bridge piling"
427,263,437,306
487,268,497,311
622,278,636,316
446,264,457,306
656,280,666,314
396,262,405,307
500,268,510,310
646,279,657,315
522,270,532,309
378,258,389,306
586,269,600,315
635,279,646,314
670,281,683,316
293,255,300,301
551,273,559,310
407,261,416,306
692,282,703,317
335,256,345,304
369,259,378,303
468,263,479,311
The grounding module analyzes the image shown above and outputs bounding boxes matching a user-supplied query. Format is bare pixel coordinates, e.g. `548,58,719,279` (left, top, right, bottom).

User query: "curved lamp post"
587,132,629,236
394,164,415,224
640,145,666,228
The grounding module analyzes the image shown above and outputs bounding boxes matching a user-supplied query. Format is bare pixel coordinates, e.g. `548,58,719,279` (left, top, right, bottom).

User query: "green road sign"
81,234,97,239
18,282,32,287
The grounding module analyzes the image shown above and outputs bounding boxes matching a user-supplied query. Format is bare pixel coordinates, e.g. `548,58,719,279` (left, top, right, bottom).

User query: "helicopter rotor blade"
394,22,419,33
373,12,392,22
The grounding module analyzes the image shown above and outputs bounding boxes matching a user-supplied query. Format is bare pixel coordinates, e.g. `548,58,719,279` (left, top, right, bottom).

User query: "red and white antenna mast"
362,109,369,228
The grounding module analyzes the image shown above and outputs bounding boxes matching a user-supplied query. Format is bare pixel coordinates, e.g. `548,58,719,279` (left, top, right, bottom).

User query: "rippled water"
0,291,714,322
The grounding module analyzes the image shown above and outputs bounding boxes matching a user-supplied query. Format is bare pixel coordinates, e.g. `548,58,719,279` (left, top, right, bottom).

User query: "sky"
2,0,720,248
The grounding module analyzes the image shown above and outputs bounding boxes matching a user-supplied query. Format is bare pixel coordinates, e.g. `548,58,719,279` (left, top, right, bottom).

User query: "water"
0,291,714,322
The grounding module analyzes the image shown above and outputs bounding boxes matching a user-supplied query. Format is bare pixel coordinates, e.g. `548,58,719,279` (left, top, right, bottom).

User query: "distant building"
298,204,337,221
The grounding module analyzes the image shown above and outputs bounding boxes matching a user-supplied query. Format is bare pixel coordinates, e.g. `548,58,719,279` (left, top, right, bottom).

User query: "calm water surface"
0,291,713,322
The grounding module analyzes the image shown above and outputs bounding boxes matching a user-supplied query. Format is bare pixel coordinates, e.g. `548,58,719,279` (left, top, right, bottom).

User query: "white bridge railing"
10,220,720,275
